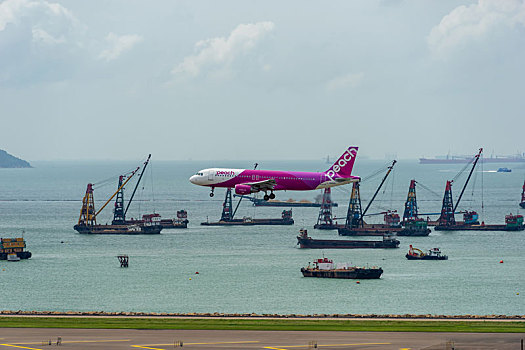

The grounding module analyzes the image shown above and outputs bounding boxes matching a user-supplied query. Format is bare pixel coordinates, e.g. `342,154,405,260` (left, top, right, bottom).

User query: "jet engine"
234,184,253,195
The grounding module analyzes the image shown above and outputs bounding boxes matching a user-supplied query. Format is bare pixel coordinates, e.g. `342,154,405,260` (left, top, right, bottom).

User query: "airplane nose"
189,175,197,184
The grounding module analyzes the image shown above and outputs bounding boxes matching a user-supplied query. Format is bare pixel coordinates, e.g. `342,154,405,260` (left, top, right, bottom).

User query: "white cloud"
172,21,275,77
0,0,26,31
428,0,525,57
32,27,64,44
325,72,365,91
98,32,143,62
0,0,78,38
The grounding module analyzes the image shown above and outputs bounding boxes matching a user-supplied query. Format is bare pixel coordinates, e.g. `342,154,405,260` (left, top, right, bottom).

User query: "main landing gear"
210,187,215,197
263,192,276,201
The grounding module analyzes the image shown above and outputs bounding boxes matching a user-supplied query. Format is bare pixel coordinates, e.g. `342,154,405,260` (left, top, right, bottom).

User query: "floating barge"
0,238,31,260
74,223,162,234
435,214,524,231
301,257,383,279
74,155,164,235
126,211,189,229
297,229,399,249
234,194,337,207
202,188,294,226
202,210,294,226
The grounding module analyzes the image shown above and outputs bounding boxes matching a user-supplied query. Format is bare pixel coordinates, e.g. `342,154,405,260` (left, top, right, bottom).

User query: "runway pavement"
0,328,524,350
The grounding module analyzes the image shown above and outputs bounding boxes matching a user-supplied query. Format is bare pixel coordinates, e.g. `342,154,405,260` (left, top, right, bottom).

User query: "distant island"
0,149,32,168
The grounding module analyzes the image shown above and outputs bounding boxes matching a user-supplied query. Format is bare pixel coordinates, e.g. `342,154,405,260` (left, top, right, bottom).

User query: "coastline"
1,310,524,321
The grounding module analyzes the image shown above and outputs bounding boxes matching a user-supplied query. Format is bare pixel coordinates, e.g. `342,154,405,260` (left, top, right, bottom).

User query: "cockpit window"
195,172,204,176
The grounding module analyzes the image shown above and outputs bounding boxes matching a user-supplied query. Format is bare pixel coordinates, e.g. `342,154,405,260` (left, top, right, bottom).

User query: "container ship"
1,238,31,260
301,257,383,279
420,153,525,164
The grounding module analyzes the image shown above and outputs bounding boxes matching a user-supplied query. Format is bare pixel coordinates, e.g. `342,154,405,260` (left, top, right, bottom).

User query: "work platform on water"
201,188,294,226
432,148,524,232
74,155,164,234
297,229,399,249
234,194,338,208
337,161,429,237
313,188,339,230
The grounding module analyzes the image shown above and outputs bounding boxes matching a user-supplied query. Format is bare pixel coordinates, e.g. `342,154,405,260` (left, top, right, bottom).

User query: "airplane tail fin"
325,146,358,179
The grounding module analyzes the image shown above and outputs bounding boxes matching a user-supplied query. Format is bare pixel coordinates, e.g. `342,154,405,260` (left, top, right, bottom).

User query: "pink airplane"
189,146,360,200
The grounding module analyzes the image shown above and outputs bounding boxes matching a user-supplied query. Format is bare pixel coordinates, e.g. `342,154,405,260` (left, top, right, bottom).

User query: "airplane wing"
243,179,276,192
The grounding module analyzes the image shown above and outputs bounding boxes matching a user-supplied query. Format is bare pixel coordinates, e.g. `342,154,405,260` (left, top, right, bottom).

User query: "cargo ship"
406,245,448,260
301,257,383,279
0,238,31,260
419,153,525,164
297,229,399,249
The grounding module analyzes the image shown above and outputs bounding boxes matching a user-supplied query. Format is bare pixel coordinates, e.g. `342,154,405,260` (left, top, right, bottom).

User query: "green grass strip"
0,317,524,333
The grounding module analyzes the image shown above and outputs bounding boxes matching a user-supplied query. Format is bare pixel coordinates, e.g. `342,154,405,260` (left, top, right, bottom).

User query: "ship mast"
360,160,397,220
316,188,334,227
453,148,483,213
403,179,418,222
522,179,525,203
94,167,140,218
77,183,96,226
124,154,152,218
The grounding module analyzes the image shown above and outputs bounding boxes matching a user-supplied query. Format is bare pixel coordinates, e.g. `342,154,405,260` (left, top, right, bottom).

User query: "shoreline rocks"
0,310,523,320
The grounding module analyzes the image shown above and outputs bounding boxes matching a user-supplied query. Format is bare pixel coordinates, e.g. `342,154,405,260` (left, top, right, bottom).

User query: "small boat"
497,167,511,172
301,257,383,279
406,245,448,260
1,237,31,260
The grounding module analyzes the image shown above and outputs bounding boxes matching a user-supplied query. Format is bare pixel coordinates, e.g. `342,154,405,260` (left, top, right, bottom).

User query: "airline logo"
326,147,358,181
215,170,235,176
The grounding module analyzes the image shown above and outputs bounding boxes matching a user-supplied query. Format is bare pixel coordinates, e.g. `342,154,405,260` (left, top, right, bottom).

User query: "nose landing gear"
210,187,215,197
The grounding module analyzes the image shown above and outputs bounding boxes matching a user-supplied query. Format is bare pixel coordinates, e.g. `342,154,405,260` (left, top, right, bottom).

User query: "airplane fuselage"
189,146,360,198
189,168,359,191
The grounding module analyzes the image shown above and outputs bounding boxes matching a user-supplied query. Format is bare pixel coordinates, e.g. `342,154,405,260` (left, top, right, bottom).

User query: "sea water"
0,159,523,315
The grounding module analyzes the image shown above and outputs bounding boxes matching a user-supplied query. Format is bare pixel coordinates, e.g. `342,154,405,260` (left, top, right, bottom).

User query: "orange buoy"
499,260,504,263
195,272,199,274
356,281,360,284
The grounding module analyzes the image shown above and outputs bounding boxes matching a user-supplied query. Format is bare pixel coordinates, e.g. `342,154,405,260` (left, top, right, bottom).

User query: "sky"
1,0,524,161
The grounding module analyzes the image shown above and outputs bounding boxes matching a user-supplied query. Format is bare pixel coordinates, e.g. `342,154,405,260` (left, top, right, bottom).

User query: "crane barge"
338,161,414,236
73,156,162,234
435,148,524,231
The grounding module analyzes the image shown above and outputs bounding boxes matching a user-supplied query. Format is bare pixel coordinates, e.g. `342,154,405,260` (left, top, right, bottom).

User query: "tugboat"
405,245,448,260
1,238,31,260
497,167,511,173
301,257,383,279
